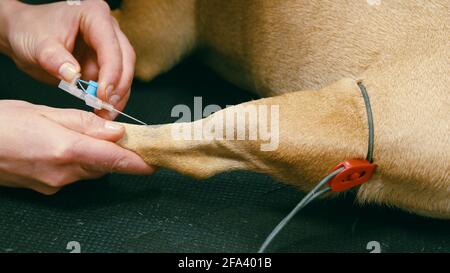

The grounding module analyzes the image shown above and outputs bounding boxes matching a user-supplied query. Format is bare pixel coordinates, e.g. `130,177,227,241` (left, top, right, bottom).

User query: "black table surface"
1,53,449,253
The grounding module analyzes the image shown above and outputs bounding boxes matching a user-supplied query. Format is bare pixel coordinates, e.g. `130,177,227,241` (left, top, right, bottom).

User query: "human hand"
0,0,135,120
0,100,154,195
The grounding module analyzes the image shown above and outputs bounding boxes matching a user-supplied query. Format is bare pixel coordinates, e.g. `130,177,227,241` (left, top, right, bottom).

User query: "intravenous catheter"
58,79,147,125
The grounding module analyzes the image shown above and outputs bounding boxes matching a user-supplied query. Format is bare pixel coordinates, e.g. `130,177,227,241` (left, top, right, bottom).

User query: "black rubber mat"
1,0,450,252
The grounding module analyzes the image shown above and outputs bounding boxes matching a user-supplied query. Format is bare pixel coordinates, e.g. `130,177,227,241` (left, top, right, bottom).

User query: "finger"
35,38,81,82
0,174,61,195
29,184,62,196
79,49,100,81
94,22,135,119
73,136,155,175
81,59,100,82
79,1,123,103
76,167,105,181
14,176,62,195
108,20,135,110
95,88,130,120
41,107,125,142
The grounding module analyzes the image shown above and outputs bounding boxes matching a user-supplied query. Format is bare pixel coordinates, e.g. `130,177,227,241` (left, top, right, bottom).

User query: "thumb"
36,39,81,82
41,107,125,142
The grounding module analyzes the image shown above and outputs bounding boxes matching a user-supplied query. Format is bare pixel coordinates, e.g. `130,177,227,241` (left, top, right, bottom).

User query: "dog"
112,0,449,218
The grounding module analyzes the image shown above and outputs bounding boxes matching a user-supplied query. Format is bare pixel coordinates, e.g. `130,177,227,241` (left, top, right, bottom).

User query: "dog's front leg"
118,76,450,218
118,78,368,191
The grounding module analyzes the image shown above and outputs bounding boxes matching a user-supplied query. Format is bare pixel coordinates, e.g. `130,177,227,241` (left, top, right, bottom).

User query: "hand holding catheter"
58,79,147,125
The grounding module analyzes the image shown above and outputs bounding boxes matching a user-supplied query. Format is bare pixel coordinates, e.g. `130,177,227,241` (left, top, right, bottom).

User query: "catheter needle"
111,108,148,125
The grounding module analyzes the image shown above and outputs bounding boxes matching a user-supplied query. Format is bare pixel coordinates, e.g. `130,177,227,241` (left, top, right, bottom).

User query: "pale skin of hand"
0,1,155,194
0,0,135,119
0,100,154,195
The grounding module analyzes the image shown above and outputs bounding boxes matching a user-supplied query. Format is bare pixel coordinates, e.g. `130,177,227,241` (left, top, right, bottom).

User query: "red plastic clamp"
328,159,377,192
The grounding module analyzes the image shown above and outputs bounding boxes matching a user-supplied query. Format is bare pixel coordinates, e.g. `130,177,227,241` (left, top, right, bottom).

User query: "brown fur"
114,0,450,218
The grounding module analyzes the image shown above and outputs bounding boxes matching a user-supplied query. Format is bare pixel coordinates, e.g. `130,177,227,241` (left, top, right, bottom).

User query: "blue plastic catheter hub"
85,80,98,97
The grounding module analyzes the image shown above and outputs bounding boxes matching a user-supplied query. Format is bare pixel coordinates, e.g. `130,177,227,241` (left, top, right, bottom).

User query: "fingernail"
117,160,130,170
107,111,119,121
106,85,114,98
104,121,123,132
59,63,80,82
109,94,121,106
